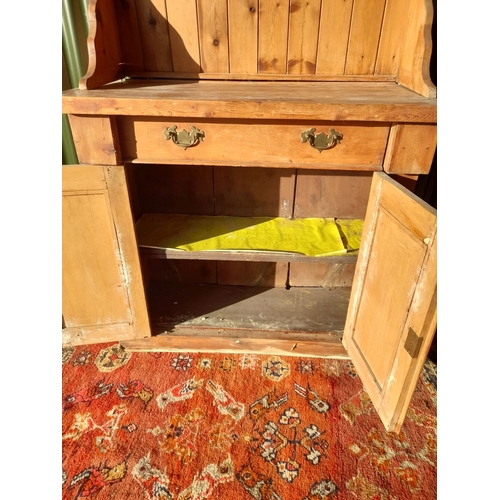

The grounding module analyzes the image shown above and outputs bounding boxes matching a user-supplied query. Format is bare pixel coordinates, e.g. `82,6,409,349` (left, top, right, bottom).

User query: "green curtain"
62,0,89,164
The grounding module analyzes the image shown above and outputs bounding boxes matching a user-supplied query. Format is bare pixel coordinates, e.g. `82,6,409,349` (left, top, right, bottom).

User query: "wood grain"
383,124,437,174
342,172,437,432
166,0,201,73
197,0,229,73
134,0,173,72
122,334,349,359
345,0,386,75
113,0,144,73
62,174,131,328
116,118,390,170
258,0,290,74
214,167,296,217
63,80,437,123
140,247,358,264
287,0,321,75
397,0,436,97
79,0,123,89
228,0,258,74
105,165,151,339
316,0,353,75
62,165,151,345
132,164,214,215
146,258,217,284
80,0,435,94
68,115,121,165
289,262,356,287
217,261,289,287
293,171,373,218
375,0,410,77
145,281,350,333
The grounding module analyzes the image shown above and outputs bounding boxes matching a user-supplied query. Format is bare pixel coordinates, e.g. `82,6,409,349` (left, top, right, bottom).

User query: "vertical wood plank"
114,0,145,71
63,184,131,326
316,0,353,75
124,164,143,221
293,171,372,218
197,0,229,73
228,0,258,74
397,0,436,97
80,0,123,89
134,164,214,215
147,259,217,284
105,165,151,338
217,262,289,287
68,115,121,165
345,0,386,75
214,167,295,217
166,0,201,72
375,0,409,76
134,0,173,72
383,124,437,174
287,0,321,75
289,262,356,287
258,0,290,74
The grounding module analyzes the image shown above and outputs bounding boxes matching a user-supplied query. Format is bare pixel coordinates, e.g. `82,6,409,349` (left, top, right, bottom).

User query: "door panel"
62,165,151,345
343,172,436,433
63,190,132,327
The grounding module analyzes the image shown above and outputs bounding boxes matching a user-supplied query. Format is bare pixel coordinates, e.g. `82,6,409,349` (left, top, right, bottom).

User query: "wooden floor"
122,282,351,357
147,281,350,333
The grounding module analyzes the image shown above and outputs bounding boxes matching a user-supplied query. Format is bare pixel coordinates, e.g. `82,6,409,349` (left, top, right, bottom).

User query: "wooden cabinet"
62,0,437,433
62,165,150,344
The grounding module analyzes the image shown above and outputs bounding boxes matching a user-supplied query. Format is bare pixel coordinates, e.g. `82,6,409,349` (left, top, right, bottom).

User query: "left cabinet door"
62,165,151,345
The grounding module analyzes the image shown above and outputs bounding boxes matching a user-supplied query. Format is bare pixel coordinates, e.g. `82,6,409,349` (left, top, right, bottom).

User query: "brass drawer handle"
164,125,205,150
301,127,343,153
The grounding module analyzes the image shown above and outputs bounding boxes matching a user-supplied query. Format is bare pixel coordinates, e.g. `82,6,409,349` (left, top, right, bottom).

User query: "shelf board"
136,213,362,263
122,282,350,357
146,282,350,334
122,333,348,359
62,80,436,123
140,247,358,263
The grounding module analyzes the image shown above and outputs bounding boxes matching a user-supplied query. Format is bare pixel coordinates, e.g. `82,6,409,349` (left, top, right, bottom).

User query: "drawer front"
117,118,390,170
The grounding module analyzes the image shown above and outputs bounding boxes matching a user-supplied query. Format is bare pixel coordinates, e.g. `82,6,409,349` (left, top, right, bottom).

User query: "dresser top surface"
63,80,436,122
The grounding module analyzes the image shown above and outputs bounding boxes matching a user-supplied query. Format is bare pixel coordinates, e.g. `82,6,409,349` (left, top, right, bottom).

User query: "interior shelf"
146,281,350,336
136,213,362,262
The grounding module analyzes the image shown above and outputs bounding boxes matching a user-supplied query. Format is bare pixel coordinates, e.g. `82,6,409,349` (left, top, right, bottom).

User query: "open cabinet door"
342,172,436,433
62,165,151,345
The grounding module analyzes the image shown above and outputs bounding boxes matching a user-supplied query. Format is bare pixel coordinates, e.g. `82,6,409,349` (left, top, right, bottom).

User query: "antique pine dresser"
62,0,437,432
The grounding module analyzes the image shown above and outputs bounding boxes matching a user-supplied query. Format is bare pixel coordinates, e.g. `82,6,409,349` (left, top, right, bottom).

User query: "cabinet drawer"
117,118,390,170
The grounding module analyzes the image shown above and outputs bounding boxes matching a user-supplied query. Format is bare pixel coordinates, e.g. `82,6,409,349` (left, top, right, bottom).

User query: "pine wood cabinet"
62,0,437,432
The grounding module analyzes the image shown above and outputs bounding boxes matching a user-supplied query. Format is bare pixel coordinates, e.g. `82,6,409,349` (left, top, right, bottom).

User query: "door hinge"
404,327,423,358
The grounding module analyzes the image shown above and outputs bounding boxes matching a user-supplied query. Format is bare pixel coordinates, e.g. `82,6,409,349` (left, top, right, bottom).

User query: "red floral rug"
62,343,437,499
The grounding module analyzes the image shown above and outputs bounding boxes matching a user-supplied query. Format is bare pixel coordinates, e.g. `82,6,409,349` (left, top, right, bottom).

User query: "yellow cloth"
136,214,364,257
336,218,364,252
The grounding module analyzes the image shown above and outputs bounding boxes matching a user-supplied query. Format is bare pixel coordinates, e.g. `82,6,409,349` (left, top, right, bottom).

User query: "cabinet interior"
127,164,377,339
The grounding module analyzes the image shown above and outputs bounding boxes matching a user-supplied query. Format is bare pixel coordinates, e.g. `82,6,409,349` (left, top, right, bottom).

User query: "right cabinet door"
343,172,437,433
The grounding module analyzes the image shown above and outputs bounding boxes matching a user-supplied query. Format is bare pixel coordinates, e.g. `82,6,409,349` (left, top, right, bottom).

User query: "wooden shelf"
136,213,361,263
146,282,350,334
140,247,358,263
121,281,351,358
62,80,436,122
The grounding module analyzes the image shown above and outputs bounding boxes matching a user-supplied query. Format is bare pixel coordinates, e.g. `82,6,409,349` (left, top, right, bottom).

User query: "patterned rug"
62,343,437,500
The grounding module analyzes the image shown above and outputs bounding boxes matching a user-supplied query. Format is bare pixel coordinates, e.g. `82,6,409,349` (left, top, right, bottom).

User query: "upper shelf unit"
80,0,436,97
